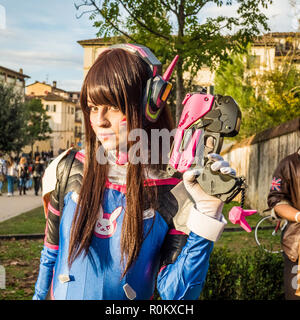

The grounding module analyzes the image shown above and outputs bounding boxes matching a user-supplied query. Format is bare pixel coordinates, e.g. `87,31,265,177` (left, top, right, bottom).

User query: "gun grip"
196,161,244,203
196,161,237,196
203,132,223,158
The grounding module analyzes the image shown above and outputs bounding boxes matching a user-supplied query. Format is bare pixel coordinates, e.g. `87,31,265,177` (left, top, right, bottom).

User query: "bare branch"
79,0,138,42
75,8,98,19
185,2,207,17
119,0,171,41
160,0,178,16
74,0,91,11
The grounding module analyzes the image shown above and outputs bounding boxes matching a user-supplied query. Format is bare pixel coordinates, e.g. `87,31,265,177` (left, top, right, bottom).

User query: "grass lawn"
0,206,45,300
0,239,43,300
0,206,45,235
0,200,271,300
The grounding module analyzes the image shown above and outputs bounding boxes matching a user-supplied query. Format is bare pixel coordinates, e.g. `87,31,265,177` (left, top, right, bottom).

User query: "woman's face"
88,98,127,151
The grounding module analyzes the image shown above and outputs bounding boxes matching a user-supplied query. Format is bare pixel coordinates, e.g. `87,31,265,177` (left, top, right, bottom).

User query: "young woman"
33,44,232,300
32,156,44,196
6,156,17,196
0,153,6,196
17,157,29,195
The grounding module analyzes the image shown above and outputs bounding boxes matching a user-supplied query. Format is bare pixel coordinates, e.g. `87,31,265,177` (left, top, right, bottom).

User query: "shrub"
200,247,284,300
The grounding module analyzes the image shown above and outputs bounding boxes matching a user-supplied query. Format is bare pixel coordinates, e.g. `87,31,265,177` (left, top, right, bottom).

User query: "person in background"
0,153,7,196
32,156,44,196
18,157,29,195
26,159,33,190
6,156,18,196
267,147,300,300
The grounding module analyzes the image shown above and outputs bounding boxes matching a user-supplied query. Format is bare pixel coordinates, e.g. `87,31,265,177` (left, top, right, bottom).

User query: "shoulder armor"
42,148,73,199
58,150,84,197
42,148,84,203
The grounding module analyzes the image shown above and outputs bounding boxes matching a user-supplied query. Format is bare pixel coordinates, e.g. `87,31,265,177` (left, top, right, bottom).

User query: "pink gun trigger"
228,207,257,232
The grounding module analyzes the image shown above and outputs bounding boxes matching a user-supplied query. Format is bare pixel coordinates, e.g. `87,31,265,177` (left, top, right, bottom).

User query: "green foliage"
215,44,300,139
259,63,300,127
24,98,52,151
200,247,284,300
75,0,273,122
0,83,28,153
0,84,52,154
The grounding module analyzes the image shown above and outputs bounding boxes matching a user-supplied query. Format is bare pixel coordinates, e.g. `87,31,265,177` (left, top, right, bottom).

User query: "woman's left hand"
183,153,236,220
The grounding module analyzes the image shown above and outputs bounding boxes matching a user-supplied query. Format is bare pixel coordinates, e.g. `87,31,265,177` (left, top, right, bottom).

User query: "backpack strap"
58,149,77,216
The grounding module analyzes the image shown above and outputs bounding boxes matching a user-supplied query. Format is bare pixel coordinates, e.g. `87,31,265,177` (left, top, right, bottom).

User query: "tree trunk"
175,57,185,124
175,0,186,125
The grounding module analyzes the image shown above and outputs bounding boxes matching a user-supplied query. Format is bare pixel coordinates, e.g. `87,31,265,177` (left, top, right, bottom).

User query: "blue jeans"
19,178,27,195
7,175,14,194
0,180,3,192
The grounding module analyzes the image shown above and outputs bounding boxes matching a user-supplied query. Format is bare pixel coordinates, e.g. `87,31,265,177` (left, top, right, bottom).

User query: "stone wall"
221,118,300,213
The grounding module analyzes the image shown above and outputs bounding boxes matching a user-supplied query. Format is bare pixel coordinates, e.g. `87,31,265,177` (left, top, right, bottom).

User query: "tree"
75,0,273,123
24,98,52,156
215,44,300,139
0,83,29,154
259,59,300,128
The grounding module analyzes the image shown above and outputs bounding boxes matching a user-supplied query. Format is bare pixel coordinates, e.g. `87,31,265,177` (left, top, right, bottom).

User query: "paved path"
0,189,43,223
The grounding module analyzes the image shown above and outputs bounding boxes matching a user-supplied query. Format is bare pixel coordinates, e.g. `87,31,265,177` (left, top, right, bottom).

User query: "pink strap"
168,229,186,235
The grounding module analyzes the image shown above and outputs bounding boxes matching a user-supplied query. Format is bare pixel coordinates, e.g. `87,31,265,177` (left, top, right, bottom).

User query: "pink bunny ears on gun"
228,206,257,232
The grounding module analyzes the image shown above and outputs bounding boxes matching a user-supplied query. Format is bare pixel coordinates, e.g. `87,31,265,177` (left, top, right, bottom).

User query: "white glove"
183,153,236,220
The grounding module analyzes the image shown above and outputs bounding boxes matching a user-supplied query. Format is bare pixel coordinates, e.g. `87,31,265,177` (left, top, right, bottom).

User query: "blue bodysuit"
33,149,226,300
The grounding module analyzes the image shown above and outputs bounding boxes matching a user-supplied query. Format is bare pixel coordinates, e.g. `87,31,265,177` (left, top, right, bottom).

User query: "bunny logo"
94,205,123,238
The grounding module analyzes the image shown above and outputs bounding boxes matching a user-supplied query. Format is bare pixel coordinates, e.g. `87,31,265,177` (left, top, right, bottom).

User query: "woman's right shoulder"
42,148,74,197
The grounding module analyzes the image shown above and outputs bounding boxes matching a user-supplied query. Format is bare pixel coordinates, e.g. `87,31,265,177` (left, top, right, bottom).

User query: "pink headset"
109,43,178,125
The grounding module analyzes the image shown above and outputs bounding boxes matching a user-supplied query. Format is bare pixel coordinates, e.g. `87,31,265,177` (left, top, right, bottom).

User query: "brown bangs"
81,48,150,116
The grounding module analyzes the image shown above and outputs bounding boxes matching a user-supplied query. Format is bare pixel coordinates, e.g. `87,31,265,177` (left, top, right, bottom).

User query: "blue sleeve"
32,246,58,300
157,231,213,300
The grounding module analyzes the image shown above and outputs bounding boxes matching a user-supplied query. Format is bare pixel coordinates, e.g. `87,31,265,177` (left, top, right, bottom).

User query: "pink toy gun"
167,90,256,231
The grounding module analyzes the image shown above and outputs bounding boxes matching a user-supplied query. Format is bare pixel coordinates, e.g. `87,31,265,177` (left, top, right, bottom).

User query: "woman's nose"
95,108,110,127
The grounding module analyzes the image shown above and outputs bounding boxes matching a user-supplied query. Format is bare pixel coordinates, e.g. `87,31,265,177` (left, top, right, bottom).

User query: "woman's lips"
98,132,115,141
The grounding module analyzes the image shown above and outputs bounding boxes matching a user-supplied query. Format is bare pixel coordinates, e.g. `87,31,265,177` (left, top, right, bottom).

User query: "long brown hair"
68,48,175,276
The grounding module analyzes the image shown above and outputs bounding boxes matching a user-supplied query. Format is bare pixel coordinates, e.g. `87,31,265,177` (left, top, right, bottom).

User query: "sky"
0,0,299,92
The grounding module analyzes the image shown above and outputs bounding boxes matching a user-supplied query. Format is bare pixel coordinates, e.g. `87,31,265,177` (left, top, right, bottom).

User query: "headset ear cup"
151,77,167,111
143,77,171,124
142,78,153,123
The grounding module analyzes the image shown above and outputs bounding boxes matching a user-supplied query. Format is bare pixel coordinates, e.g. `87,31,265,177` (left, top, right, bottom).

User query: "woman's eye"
90,106,98,112
109,105,120,111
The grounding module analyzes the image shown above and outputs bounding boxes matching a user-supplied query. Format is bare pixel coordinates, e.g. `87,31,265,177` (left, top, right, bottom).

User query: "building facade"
78,32,300,95
0,65,30,96
68,91,84,149
77,38,117,79
25,81,77,156
193,32,300,92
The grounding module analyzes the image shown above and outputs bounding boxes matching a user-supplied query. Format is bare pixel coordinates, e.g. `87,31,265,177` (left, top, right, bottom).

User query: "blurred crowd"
0,151,53,197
